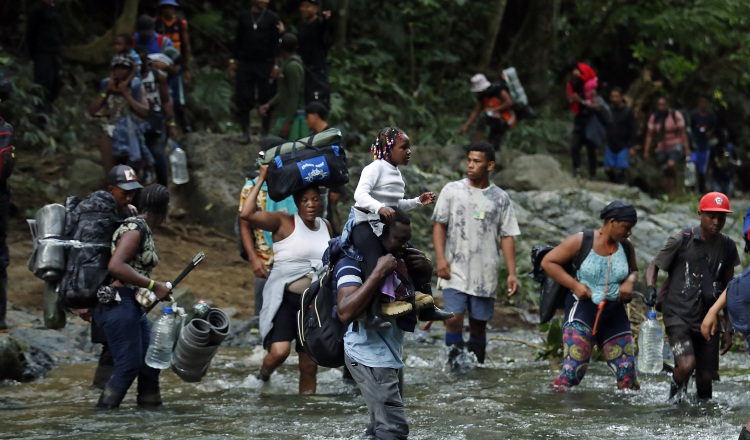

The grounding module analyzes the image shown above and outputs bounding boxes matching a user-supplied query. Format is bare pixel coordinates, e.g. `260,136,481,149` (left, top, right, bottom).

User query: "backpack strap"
573,229,595,270
157,33,164,50
621,239,636,273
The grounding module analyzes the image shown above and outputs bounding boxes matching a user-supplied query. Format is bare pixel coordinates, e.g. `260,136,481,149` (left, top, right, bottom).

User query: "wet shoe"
447,342,464,370
418,305,453,321
739,425,750,440
380,300,412,318
668,378,688,403
96,385,126,409
137,392,163,407
257,369,271,382
364,314,392,330
467,342,486,364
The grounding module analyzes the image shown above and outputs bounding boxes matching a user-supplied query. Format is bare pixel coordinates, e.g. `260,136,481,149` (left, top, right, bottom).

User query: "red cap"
699,192,733,213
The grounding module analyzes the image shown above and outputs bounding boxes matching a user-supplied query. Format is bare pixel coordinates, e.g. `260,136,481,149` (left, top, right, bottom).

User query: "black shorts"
656,144,684,166
666,324,719,373
267,290,303,351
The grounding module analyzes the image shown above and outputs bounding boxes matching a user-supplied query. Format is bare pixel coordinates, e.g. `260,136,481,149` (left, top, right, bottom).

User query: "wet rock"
0,334,25,381
495,154,575,191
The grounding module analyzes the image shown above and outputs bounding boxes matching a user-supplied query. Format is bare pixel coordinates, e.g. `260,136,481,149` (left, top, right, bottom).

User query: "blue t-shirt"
333,255,404,369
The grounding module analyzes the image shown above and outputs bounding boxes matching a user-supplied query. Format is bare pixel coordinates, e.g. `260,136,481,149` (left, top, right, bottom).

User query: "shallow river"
2,329,749,439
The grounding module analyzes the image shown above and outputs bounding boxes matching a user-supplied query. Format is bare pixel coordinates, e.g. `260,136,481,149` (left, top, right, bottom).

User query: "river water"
2,328,749,440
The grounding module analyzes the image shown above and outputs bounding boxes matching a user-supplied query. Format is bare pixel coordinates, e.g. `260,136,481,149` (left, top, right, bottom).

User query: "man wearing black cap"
646,191,740,401
78,165,143,389
297,0,331,108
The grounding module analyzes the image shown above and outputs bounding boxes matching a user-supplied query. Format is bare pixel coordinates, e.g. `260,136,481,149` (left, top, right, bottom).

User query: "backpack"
132,33,167,55
57,190,123,309
531,229,633,324
0,118,15,182
656,227,734,311
297,264,346,368
726,266,750,335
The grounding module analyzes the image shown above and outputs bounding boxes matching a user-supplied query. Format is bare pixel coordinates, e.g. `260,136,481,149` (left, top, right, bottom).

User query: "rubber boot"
364,296,391,330
96,385,126,409
0,277,7,330
467,341,487,364
136,369,162,407
447,340,464,370
739,425,750,440
91,345,114,390
668,377,688,403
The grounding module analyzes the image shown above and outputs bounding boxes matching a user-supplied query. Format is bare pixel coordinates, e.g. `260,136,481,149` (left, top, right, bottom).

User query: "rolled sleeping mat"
171,343,220,383
171,325,219,383
206,308,230,345
179,319,211,347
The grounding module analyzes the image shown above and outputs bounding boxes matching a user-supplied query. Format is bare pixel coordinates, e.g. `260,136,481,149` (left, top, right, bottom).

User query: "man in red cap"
645,191,740,402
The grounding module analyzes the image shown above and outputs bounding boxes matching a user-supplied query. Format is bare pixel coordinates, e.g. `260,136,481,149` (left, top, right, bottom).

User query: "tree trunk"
478,0,509,71
333,0,349,47
62,0,138,64
504,0,561,106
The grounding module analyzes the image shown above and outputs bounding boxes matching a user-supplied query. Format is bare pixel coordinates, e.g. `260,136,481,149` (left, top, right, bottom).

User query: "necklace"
251,8,267,31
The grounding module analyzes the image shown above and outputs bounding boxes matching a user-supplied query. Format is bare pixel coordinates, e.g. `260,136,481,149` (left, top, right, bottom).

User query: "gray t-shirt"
432,179,520,298
653,227,739,330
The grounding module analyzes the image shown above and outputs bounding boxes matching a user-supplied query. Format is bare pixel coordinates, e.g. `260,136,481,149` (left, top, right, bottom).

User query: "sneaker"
380,300,412,318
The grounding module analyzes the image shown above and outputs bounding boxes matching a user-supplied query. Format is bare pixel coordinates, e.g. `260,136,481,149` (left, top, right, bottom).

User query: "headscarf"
600,200,637,223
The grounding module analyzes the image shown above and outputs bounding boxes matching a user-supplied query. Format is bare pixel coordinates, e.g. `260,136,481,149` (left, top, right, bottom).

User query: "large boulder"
495,154,575,191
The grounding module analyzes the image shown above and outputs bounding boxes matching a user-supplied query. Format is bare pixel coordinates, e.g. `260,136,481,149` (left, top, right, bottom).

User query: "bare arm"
541,233,592,300
501,236,518,296
109,230,171,299
497,90,513,112
643,128,654,159
238,165,291,238
460,102,482,134
433,222,450,280
240,217,268,278
645,260,659,287
337,254,397,323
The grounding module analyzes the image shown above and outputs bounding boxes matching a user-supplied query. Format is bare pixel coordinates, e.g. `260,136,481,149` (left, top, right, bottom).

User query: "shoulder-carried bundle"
258,128,349,202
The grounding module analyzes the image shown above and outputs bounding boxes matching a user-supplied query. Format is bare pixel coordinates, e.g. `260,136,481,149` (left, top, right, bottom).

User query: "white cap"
470,73,491,93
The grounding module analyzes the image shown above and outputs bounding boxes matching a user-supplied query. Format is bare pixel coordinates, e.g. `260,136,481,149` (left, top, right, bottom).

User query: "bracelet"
147,279,155,290
100,92,107,98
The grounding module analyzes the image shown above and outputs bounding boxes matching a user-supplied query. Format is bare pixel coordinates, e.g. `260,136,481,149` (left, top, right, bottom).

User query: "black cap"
106,165,143,191
301,0,320,4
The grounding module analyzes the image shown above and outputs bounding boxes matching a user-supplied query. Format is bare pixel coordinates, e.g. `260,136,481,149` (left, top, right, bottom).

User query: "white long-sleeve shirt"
354,160,422,218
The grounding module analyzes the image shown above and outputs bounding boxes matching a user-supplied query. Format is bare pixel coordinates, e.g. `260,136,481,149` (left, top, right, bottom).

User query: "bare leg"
298,351,318,395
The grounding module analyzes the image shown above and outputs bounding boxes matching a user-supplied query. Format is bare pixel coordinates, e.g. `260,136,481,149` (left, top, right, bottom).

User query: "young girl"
349,126,449,329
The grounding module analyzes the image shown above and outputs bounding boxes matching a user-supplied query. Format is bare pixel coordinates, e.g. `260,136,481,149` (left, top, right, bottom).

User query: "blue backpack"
726,266,750,335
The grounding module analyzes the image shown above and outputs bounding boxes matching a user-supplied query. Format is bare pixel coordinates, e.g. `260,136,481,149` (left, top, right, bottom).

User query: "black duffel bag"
265,129,349,202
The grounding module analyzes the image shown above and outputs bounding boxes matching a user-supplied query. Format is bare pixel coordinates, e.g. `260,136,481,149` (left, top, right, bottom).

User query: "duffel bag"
266,133,349,202
257,128,342,165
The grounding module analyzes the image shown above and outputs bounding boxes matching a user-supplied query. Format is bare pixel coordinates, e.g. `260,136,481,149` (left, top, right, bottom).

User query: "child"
113,33,142,83
350,126,450,329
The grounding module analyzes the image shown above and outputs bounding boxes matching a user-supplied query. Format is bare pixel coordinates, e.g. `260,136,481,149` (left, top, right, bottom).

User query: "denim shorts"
442,288,495,322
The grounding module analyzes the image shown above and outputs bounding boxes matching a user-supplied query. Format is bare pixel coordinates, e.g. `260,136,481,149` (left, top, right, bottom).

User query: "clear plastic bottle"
145,305,178,369
169,142,190,185
637,310,664,374
684,159,697,189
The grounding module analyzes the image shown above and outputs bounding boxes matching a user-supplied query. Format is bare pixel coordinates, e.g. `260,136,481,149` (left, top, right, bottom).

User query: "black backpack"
297,264,347,368
531,229,633,324
0,118,15,183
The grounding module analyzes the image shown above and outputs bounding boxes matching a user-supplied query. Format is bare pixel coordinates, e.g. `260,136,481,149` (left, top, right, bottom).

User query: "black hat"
107,165,143,191
301,0,320,4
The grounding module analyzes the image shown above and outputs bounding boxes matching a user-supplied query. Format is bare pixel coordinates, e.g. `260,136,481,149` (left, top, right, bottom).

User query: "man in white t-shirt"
432,142,520,365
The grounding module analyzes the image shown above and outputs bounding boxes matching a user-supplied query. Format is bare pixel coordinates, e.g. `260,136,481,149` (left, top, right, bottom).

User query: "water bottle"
145,305,178,369
684,159,696,189
637,310,664,374
169,142,190,185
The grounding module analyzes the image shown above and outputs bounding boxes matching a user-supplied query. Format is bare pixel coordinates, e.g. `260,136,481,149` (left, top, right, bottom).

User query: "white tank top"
273,214,330,263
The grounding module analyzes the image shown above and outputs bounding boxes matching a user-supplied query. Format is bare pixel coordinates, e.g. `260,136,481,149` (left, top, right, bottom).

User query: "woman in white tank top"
240,164,332,395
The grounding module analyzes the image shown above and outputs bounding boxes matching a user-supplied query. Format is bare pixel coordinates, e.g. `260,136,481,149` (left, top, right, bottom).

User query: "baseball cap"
699,191,733,213
159,0,180,6
111,54,134,68
470,73,491,93
107,165,143,191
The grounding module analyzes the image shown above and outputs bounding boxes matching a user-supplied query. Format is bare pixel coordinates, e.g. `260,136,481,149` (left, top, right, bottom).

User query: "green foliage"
186,65,234,133
536,316,564,361
1,58,89,153
503,116,570,155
